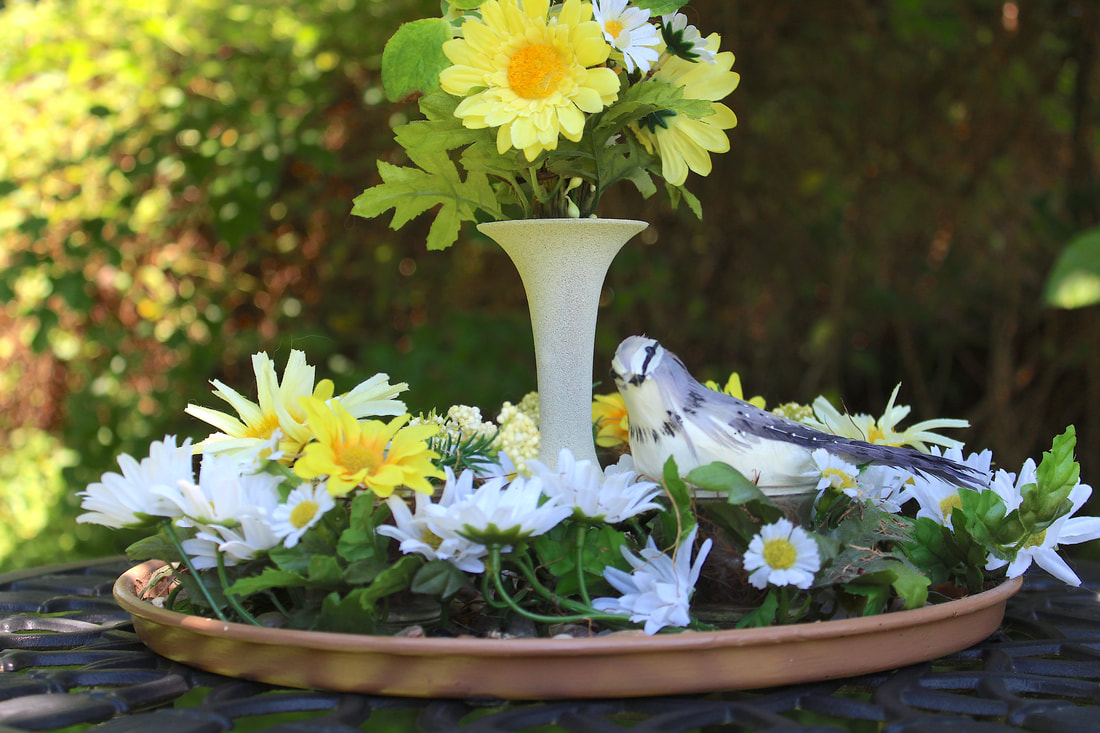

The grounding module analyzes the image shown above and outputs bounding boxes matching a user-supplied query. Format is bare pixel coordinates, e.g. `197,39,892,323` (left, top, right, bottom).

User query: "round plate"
115,561,1021,699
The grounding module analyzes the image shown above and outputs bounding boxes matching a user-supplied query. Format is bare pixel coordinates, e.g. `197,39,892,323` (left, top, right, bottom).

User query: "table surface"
0,558,1098,732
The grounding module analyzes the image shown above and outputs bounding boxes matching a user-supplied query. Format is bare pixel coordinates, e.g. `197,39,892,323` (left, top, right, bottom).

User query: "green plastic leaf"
381,19,451,102
359,555,422,606
686,462,766,505
634,0,690,16
1044,227,1100,309
352,152,497,251
227,567,307,597
735,589,779,628
660,456,697,540
412,560,471,599
308,555,345,587
317,590,378,633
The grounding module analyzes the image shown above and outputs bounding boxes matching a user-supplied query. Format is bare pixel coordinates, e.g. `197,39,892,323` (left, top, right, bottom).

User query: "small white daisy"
77,435,194,529
805,449,860,494
660,13,716,64
153,453,282,529
593,0,661,73
743,519,821,590
527,448,662,523
183,514,282,570
271,483,336,548
378,468,490,573
429,474,569,546
591,527,712,635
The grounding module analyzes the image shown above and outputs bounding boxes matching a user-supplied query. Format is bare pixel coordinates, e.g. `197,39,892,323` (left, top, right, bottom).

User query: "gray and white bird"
611,335,985,495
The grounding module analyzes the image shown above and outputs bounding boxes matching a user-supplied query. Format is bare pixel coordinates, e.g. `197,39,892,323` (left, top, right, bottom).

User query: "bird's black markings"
640,343,658,375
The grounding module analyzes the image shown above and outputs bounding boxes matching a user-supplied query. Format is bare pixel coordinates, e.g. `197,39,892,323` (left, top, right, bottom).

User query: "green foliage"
381,19,452,101
1044,227,1100,309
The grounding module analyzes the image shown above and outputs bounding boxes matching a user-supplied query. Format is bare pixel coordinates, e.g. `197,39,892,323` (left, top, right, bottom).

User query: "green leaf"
735,589,779,628
125,530,179,564
343,557,389,585
317,590,378,633
1044,227,1100,309
660,456,697,540
351,151,498,251
411,560,470,599
308,555,345,586
1034,426,1080,510
381,18,452,102
359,555,422,606
686,462,768,505
226,567,307,597
634,0,690,14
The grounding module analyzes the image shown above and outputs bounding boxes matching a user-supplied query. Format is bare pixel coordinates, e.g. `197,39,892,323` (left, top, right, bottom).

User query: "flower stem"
216,552,262,626
487,548,627,626
160,519,227,622
574,525,591,606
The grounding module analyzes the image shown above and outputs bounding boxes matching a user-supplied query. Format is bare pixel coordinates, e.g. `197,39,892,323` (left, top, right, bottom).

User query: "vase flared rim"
477,217,647,230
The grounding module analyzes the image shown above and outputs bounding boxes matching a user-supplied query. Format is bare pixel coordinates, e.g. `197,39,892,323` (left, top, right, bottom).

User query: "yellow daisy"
185,350,321,459
592,392,630,448
294,398,444,498
439,0,620,161
632,34,739,186
186,350,408,461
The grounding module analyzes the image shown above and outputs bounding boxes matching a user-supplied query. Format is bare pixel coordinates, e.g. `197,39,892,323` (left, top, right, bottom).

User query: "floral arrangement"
351,0,740,249
82,350,1098,636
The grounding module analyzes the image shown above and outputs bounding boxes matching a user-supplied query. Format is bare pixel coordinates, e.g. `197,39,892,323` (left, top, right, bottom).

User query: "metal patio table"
1,556,1099,732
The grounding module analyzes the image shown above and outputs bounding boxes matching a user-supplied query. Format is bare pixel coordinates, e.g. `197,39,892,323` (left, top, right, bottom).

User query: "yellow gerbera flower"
439,0,620,162
592,392,630,448
703,372,766,410
631,34,739,186
294,398,444,498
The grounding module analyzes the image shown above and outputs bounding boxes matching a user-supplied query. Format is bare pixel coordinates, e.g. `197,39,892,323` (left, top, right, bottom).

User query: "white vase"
478,218,648,469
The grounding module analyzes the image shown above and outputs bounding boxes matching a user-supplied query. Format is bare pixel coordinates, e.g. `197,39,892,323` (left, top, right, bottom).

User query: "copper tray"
115,560,1021,699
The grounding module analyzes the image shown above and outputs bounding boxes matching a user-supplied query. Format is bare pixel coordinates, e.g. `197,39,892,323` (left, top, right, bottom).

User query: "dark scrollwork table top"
1,557,1099,732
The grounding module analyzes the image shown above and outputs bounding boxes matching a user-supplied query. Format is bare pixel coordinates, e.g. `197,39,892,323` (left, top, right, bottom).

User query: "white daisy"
153,453,282,529
378,468,489,573
77,435,194,529
899,447,995,526
659,12,715,64
986,477,1100,586
805,449,860,494
527,448,662,523
591,527,712,635
593,0,661,73
429,474,569,546
183,514,281,570
271,483,336,548
743,519,821,590
803,384,969,452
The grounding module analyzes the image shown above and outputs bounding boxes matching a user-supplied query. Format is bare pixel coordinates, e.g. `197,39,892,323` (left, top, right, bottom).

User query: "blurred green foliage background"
1,0,1097,570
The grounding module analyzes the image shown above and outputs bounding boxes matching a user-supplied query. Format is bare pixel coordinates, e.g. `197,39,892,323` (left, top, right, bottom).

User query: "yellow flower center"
421,528,445,551
762,538,797,570
508,43,565,99
938,493,963,519
289,500,319,529
244,412,281,440
605,20,624,38
1022,530,1047,549
337,443,380,475
822,468,856,490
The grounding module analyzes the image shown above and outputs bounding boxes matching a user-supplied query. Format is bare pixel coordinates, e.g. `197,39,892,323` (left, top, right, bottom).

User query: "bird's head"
611,336,668,390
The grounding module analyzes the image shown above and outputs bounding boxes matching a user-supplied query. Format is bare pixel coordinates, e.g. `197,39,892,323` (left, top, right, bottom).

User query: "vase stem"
478,219,647,469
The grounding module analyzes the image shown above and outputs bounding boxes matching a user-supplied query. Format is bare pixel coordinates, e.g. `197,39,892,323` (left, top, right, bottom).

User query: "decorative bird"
611,335,986,495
